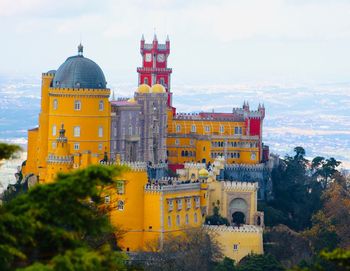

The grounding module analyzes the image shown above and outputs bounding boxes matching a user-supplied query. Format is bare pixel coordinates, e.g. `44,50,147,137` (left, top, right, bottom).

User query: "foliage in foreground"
0,165,127,271
134,228,222,271
0,142,22,160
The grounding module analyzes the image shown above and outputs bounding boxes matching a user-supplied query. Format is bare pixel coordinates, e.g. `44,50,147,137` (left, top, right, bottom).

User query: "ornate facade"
22,36,267,262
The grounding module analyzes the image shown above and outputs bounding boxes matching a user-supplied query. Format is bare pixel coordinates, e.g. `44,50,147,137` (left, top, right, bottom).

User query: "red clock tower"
137,34,173,106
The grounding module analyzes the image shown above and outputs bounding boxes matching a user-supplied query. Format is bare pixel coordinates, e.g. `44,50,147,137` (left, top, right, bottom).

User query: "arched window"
128,125,132,135
144,77,148,84
74,100,81,111
73,126,80,137
185,151,188,157
52,125,57,136
181,150,185,157
53,99,58,110
99,100,104,111
168,216,172,227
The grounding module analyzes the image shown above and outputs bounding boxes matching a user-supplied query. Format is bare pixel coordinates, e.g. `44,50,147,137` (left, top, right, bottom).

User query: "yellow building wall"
36,73,54,182
47,88,111,159
108,170,148,251
167,118,259,165
23,128,39,176
208,227,263,263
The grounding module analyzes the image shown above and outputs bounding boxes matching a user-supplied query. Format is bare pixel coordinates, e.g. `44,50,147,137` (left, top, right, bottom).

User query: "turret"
166,35,170,50
243,101,250,112
153,33,158,48
140,34,145,52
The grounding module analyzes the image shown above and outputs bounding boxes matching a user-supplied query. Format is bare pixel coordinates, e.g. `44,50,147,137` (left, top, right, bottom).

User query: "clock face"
157,54,165,62
145,53,152,62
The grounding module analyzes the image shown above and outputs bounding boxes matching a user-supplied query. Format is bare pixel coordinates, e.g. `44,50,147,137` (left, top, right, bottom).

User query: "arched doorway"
229,198,248,226
232,211,245,225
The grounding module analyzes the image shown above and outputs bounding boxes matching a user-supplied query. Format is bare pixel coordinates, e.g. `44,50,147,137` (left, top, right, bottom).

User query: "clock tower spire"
137,34,173,107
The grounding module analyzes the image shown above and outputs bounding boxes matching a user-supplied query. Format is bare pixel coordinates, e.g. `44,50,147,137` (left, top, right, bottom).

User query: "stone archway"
229,198,248,226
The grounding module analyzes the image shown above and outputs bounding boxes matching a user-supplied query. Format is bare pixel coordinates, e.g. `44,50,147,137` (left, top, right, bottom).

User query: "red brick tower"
137,34,173,106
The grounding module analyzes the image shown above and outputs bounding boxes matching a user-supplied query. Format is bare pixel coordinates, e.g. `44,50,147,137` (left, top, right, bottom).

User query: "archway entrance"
229,198,248,226
232,211,245,226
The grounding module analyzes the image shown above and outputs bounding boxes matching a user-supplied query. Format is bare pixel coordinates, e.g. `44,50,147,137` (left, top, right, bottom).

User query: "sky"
1,0,350,86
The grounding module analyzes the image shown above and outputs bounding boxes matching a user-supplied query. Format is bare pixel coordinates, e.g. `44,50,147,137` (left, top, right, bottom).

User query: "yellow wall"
47,88,111,158
23,128,39,176
108,170,148,251
206,226,263,263
167,118,259,165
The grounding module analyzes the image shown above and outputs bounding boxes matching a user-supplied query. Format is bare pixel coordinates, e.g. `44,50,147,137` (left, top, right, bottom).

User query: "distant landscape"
1,75,349,188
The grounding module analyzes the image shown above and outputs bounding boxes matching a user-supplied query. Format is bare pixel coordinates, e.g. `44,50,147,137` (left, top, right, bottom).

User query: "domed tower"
26,44,111,183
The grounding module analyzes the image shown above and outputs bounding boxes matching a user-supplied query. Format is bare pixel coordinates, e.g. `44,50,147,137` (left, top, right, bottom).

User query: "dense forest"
0,143,349,271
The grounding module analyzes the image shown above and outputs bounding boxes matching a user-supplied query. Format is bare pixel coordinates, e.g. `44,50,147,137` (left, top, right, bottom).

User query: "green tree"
237,254,285,271
0,165,128,271
214,257,237,271
291,249,350,271
205,200,229,226
0,142,21,160
303,211,339,253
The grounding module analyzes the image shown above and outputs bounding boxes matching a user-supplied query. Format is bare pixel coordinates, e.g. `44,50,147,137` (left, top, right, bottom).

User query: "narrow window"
73,126,80,137
98,143,103,150
191,124,196,133
168,216,172,227
117,200,124,210
74,100,81,111
176,124,181,132
52,125,57,136
176,215,180,226
53,99,58,110
99,100,104,111
52,142,56,149
175,139,179,145
105,195,110,204
220,125,224,133
205,125,210,132
98,127,103,137
74,143,80,150
113,127,117,137
185,214,189,224
144,77,148,85
160,78,165,85
194,213,198,223
116,181,125,195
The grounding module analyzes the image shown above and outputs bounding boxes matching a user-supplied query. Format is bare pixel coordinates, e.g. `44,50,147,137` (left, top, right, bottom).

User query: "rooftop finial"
166,34,170,42
78,43,83,56
141,34,145,41
153,27,157,41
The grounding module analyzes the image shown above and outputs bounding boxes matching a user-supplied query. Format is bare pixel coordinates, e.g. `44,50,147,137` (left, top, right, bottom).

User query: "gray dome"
52,55,107,89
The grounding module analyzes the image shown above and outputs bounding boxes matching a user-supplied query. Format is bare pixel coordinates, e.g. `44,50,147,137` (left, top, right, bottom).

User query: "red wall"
249,118,261,136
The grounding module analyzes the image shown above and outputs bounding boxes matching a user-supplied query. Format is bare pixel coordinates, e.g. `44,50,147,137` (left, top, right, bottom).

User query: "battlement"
223,181,258,191
100,161,147,171
48,87,110,97
224,163,266,171
203,224,263,233
47,154,73,164
184,162,206,169
145,182,201,193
